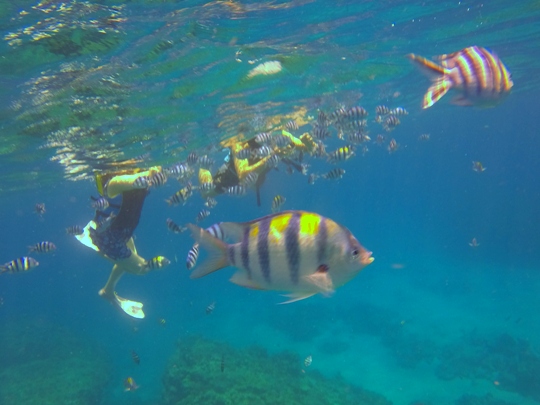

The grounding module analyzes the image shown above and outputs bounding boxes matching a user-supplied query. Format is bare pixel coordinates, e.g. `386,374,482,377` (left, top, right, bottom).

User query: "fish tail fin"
407,53,446,77
407,53,453,108
187,224,229,278
0,265,6,273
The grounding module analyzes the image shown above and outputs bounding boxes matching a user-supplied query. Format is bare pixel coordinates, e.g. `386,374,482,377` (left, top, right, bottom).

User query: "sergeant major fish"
271,195,286,213
187,211,374,303
1,257,39,274
166,218,186,234
34,203,46,216
143,256,171,271
28,241,56,253
408,46,513,108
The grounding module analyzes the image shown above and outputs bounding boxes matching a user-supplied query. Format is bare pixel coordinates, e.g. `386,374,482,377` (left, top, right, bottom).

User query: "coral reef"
454,393,518,405
162,336,391,405
0,317,111,405
435,331,540,402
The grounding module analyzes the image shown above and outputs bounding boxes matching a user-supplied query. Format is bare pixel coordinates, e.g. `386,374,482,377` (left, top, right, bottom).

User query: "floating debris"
246,61,282,79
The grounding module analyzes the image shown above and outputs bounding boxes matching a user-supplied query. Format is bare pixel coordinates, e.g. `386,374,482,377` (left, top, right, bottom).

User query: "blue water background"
1,1,540,404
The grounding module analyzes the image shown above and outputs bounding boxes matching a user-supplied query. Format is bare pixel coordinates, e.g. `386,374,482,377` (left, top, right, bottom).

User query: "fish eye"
351,248,359,257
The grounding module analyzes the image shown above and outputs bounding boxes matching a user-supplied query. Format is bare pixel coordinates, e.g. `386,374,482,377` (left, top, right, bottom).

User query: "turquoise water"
1,1,540,404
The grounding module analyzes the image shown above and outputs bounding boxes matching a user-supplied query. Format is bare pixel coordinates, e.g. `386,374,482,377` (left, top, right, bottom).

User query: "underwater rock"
162,336,391,405
0,317,111,405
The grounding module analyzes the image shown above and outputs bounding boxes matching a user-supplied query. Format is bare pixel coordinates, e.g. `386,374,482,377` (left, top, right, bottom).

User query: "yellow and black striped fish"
327,145,355,163
143,256,170,271
1,257,39,274
271,195,286,213
408,46,513,108
187,211,374,303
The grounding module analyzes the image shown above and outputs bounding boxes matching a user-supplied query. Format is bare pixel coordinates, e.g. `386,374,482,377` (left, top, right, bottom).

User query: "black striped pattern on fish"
187,211,374,302
1,257,39,273
28,241,56,253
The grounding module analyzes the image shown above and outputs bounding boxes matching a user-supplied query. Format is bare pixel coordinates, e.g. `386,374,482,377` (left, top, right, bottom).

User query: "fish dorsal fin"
423,77,452,109
218,222,247,242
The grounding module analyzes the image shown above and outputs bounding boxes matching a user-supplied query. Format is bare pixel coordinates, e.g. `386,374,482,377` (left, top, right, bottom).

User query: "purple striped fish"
187,211,374,303
408,46,513,108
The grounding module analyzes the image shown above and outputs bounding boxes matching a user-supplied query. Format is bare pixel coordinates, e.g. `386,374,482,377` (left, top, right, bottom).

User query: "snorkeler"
198,129,317,205
74,167,164,319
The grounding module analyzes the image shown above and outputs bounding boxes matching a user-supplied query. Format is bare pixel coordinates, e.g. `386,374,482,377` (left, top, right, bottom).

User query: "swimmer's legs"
99,260,146,319
106,167,161,198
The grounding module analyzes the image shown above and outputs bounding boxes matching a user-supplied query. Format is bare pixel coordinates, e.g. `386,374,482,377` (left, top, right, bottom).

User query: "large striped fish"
407,46,513,108
187,211,373,303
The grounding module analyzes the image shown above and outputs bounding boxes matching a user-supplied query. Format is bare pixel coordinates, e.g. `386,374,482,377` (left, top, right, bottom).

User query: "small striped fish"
132,175,150,189
271,195,286,213
196,209,211,222
255,132,272,145
187,152,199,165
408,46,513,108
388,138,399,154
166,183,193,206
66,225,84,235
285,120,299,131
346,106,368,118
186,223,227,270
204,197,218,208
186,244,199,270
149,171,167,187
187,211,373,303
236,148,252,160
1,257,39,274
34,203,46,216
28,241,56,253
91,196,109,210
241,172,259,188
225,185,247,196
165,163,192,179
198,155,214,169
144,256,170,271
327,145,355,163
375,105,390,115
166,218,186,234
383,115,400,131
322,168,345,180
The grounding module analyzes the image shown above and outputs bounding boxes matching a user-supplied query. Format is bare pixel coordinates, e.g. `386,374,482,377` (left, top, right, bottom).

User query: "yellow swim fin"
114,293,145,319
75,220,100,252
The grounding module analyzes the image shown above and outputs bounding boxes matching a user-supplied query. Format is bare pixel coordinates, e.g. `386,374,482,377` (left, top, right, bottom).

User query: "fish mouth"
361,251,374,265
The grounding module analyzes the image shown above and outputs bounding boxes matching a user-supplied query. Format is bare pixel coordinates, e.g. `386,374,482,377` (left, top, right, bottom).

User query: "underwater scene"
1,0,540,404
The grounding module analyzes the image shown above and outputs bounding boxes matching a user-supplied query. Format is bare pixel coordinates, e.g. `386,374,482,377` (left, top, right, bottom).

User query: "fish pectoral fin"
304,266,335,297
278,293,316,304
423,78,452,109
230,272,267,290
114,293,145,319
